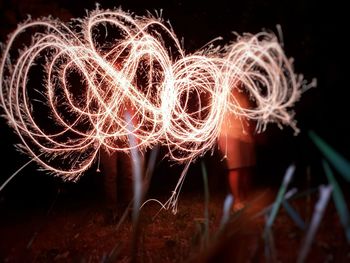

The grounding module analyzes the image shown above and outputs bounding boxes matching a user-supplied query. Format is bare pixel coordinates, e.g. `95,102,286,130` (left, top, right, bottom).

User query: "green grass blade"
263,164,295,261
282,200,306,230
322,160,350,242
309,130,350,182
264,226,277,263
265,164,295,229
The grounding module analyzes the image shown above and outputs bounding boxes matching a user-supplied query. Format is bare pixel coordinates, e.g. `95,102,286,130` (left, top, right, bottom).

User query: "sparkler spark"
0,8,311,180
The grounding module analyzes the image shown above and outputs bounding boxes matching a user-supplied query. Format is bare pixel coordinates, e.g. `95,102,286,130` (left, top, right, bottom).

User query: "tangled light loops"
0,8,308,180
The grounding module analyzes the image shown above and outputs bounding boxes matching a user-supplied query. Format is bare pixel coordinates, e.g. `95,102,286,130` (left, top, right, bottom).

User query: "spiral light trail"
0,8,310,180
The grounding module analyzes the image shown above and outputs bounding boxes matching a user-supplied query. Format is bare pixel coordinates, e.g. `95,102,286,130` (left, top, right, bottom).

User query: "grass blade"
264,225,277,263
309,130,350,182
263,165,295,262
297,185,332,263
125,112,143,263
219,194,234,230
265,164,295,229
322,160,350,242
282,200,306,230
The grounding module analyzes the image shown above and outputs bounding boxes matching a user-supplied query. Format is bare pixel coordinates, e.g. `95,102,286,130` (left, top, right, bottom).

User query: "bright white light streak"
0,8,313,180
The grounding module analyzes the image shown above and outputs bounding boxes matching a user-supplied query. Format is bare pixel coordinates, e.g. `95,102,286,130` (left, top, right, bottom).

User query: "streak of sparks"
0,8,312,180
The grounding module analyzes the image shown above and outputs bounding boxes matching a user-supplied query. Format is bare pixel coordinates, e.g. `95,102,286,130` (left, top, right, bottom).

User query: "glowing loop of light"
0,8,305,180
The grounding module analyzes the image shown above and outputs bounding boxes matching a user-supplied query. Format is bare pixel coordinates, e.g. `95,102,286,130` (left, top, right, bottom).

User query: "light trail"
0,8,312,180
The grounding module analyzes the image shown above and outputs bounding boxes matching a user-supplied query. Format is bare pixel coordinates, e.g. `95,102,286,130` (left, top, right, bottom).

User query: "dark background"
0,0,348,206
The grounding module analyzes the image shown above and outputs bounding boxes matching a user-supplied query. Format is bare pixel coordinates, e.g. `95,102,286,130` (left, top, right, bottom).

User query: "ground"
0,177,349,262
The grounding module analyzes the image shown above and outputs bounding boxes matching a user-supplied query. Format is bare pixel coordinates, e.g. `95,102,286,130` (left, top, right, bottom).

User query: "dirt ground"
1,179,349,263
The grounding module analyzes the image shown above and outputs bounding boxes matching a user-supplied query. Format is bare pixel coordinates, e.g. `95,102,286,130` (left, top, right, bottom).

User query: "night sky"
0,0,348,201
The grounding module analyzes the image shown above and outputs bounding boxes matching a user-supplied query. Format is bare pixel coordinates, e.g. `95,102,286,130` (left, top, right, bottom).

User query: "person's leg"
228,167,254,210
100,149,118,223
228,169,244,210
100,150,118,207
241,167,253,200
118,152,134,205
